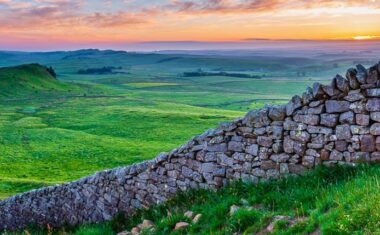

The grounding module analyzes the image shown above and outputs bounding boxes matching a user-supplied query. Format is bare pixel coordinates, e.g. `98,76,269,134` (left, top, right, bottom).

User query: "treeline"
182,71,261,79
77,66,123,75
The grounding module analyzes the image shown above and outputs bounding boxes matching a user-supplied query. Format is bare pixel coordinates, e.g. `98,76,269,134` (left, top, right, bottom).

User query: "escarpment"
1,62,380,231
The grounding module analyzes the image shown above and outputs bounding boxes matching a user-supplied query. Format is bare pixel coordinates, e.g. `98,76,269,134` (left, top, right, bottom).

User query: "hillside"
0,64,81,97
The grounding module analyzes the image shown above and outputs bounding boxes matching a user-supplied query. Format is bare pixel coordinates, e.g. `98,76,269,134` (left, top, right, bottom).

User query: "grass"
15,165,380,234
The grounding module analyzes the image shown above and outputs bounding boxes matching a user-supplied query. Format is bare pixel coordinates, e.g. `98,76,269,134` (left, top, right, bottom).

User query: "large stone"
293,114,319,125
346,68,360,89
207,143,227,152
312,82,325,99
290,130,310,143
288,164,306,174
366,88,380,97
320,114,338,127
366,98,380,112
350,101,366,113
257,136,273,147
370,112,380,122
325,100,350,113
336,124,352,140
370,123,380,135
339,111,355,124
228,141,244,152
356,114,370,126
302,156,315,168
367,65,379,84
344,90,364,102
360,135,376,152
307,126,333,135
356,64,367,84
350,125,370,135
245,144,259,156
322,84,340,97
286,95,302,116
243,109,270,128
270,153,290,163
268,105,286,121
335,74,350,93
329,150,343,161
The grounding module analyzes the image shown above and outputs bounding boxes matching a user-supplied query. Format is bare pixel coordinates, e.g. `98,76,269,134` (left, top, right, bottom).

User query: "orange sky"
1,0,380,50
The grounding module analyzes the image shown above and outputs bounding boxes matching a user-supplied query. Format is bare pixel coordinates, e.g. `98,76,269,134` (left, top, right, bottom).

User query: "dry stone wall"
1,63,380,231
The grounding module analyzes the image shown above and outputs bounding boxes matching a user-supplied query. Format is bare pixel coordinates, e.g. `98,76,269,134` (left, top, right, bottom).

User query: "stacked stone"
0,63,379,232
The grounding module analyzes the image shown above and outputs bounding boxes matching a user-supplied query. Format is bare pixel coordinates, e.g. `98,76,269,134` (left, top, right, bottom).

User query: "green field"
1,50,356,199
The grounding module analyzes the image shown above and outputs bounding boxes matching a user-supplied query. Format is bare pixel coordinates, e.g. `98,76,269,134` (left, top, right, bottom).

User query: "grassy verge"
16,164,380,235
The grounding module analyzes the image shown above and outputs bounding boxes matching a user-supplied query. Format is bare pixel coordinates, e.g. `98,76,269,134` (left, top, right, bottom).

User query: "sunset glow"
1,0,380,50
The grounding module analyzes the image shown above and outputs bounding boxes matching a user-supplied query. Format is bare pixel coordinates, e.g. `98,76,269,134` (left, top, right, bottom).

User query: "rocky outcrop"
1,63,380,231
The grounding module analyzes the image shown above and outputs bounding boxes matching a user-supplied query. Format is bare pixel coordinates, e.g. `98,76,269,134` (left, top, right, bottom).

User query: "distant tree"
46,66,57,78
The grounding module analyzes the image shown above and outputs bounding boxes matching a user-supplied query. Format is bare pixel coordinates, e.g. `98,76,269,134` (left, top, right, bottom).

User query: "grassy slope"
0,64,82,97
20,165,380,235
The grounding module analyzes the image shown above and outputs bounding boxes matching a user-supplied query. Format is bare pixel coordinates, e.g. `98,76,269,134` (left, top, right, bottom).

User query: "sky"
0,0,380,51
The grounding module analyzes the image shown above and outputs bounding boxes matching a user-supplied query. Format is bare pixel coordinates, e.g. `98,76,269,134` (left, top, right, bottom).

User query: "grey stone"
344,90,364,102
356,64,367,84
312,82,325,99
320,114,338,127
339,111,355,124
257,136,273,147
302,156,315,168
293,114,319,125
366,99,380,112
370,112,380,122
286,95,302,116
270,153,290,163
346,68,360,89
336,124,352,140
360,135,375,152
245,144,259,156
290,130,310,143
228,141,243,152
329,150,343,161
325,100,350,113
268,105,286,121
335,74,350,92
370,123,380,135
356,114,370,126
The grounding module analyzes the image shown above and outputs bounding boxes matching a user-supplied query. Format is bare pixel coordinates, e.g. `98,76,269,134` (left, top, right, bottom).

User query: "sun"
353,35,380,40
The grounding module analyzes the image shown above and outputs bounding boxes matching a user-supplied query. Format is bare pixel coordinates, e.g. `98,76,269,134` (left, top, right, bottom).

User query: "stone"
376,136,380,151
140,220,154,230
350,101,366,114
201,163,216,173
360,135,375,152
192,214,202,224
365,88,380,97
366,99,380,112
288,164,306,174
367,65,379,84
306,104,324,115
356,114,370,126
293,114,319,125
286,95,302,116
243,109,270,128
302,156,315,168
322,84,340,97
325,100,350,113
352,152,370,163
174,222,189,231
356,64,367,84
335,140,347,152
280,163,289,174
270,153,290,163
131,227,141,235
346,68,360,89
336,124,351,140
272,141,283,153
370,112,380,122
245,144,259,156
268,105,286,121
344,90,364,102
370,123,380,135
184,211,194,219
261,160,277,170
329,150,343,161
335,74,350,93
312,82,325,99
302,87,314,105
350,125,370,135
320,114,338,127
207,143,227,152
228,141,243,152
283,136,294,154
257,136,273,147
339,111,355,124
229,205,240,216
290,130,310,143
320,149,330,160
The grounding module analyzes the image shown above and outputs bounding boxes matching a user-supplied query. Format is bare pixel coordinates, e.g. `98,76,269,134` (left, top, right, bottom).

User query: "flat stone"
370,112,380,122
370,123,380,135
360,135,376,152
268,105,286,121
344,90,365,102
270,153,290,163
365,88,380,97
257,136,273,147
356,114,370,126
339,111,355,124
320,114,338,127
288,164,306,174
290,130,310,143
207,143,227,152
329,150,343,161
245,144,259,156
322,84,340,97
293,114,319,125
302,156,315,168
350,125,370,135
366,98,380,112
174,222,189,231
228,141,244,152
336,124,352,140
325,100,350,113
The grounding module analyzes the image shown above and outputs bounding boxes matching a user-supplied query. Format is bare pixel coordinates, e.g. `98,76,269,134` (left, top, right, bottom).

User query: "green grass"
17,165,380,234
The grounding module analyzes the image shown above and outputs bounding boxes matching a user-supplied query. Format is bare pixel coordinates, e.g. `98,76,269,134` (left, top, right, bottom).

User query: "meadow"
0,49,377,199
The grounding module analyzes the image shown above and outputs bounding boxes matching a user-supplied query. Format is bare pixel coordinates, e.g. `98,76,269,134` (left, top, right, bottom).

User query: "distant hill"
0,64,81,98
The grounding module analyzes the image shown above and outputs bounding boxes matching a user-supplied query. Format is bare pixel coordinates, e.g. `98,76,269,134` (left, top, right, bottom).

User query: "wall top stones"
1,62,380,232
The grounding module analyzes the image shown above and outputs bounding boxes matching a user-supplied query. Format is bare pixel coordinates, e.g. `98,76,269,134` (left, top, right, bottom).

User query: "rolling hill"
0,64,81,98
